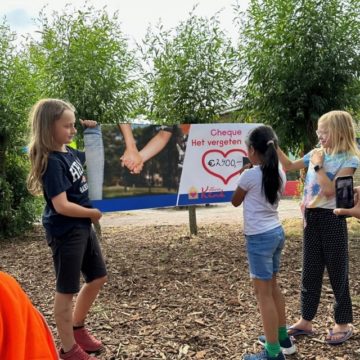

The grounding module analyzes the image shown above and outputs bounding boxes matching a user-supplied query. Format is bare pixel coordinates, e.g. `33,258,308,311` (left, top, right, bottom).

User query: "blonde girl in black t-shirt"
27,98,107,360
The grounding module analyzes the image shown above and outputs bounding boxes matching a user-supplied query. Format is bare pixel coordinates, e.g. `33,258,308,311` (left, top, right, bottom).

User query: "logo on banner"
201,149,247,185
188,186,199,199
201,186,225,199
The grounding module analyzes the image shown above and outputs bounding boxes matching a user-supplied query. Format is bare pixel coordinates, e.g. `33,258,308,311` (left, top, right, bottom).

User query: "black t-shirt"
42,146,92,236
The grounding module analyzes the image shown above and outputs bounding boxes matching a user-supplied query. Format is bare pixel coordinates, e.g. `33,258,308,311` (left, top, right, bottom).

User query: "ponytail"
262,142,281,205
246,126,282,205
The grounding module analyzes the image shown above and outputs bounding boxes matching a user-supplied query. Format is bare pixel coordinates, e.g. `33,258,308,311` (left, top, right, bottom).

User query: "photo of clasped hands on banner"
84,123,189,202
119,124,181,174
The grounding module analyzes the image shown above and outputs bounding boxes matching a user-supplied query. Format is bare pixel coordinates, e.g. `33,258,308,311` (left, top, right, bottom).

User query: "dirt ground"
1,199,360,359
99,199,303,228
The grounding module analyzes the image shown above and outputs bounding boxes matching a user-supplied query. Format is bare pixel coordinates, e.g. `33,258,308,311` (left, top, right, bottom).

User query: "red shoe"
74,327,103,353
59,343,97,359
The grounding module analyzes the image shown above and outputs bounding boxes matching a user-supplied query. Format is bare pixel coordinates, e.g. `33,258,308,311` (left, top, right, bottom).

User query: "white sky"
0,0,249,46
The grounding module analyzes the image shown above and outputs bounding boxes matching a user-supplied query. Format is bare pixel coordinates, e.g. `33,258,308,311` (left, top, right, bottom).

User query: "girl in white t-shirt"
232,125,293,360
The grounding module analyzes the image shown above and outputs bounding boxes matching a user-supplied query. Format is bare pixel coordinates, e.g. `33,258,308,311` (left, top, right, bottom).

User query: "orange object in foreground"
0,271,58,360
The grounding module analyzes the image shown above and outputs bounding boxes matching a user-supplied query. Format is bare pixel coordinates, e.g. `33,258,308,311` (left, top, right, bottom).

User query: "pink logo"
201,149,247,185
201,186,225,199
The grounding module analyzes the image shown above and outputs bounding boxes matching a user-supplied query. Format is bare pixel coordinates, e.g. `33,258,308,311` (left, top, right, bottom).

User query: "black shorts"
46,226,107,294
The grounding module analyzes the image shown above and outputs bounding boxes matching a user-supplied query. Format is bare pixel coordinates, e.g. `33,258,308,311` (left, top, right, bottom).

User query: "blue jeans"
245,226,285,280
84,125,104,200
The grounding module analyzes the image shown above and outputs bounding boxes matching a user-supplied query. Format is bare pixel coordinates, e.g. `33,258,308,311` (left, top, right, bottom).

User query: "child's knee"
100,275,108,286
253,280,273,299
54,295,73,319
91,275,107,288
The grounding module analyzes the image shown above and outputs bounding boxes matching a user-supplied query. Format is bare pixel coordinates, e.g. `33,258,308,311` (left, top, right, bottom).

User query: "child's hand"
80,119,97,128
90,208,102,223
310,148,324,166
239,163,252,175
334,186,360,218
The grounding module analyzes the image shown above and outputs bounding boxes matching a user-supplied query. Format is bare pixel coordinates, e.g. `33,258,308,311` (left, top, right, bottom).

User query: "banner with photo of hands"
84,123,260,212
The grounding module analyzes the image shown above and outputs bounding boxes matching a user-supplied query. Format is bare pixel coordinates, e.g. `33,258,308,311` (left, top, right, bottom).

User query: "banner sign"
85,123,260,212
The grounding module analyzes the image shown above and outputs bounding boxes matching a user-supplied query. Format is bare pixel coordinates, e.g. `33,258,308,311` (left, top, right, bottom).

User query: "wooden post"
188,206,197,235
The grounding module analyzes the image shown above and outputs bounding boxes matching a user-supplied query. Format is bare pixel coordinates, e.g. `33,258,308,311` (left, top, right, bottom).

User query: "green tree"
0,21,42,237
29,5,142,123
237,0,360,153
141,10,238,124
140,10,238,235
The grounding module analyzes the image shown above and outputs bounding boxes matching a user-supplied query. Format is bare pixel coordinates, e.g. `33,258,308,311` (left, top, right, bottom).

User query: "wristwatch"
314,164,323,172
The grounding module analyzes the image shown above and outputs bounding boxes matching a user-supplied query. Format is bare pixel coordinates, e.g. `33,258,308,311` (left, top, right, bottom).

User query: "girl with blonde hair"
276,110,359,345
28,98,107,360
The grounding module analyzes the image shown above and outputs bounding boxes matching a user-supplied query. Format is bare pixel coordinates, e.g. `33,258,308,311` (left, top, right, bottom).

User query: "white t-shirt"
237,165,286,235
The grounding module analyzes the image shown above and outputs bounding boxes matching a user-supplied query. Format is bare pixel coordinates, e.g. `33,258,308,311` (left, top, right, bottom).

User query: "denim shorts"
245,226,285,280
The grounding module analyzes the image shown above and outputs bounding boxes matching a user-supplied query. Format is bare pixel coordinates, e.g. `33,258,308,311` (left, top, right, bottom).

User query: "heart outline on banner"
201,149,248,185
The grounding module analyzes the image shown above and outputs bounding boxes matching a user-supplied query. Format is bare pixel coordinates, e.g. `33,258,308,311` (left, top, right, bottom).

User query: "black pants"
301,208,353,324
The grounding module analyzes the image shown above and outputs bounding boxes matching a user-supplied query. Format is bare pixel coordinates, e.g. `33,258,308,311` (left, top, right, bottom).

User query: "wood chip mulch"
1,219,359,359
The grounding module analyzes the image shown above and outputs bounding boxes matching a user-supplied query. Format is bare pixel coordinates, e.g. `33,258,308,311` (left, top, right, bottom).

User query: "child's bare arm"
231,186,247,207
277,147,305,171
52,192,102,223
311,149,355,197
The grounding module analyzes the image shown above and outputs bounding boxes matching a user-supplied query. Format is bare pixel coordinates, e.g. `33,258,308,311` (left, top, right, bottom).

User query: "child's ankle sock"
265,341,281,358
278,326,288,341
